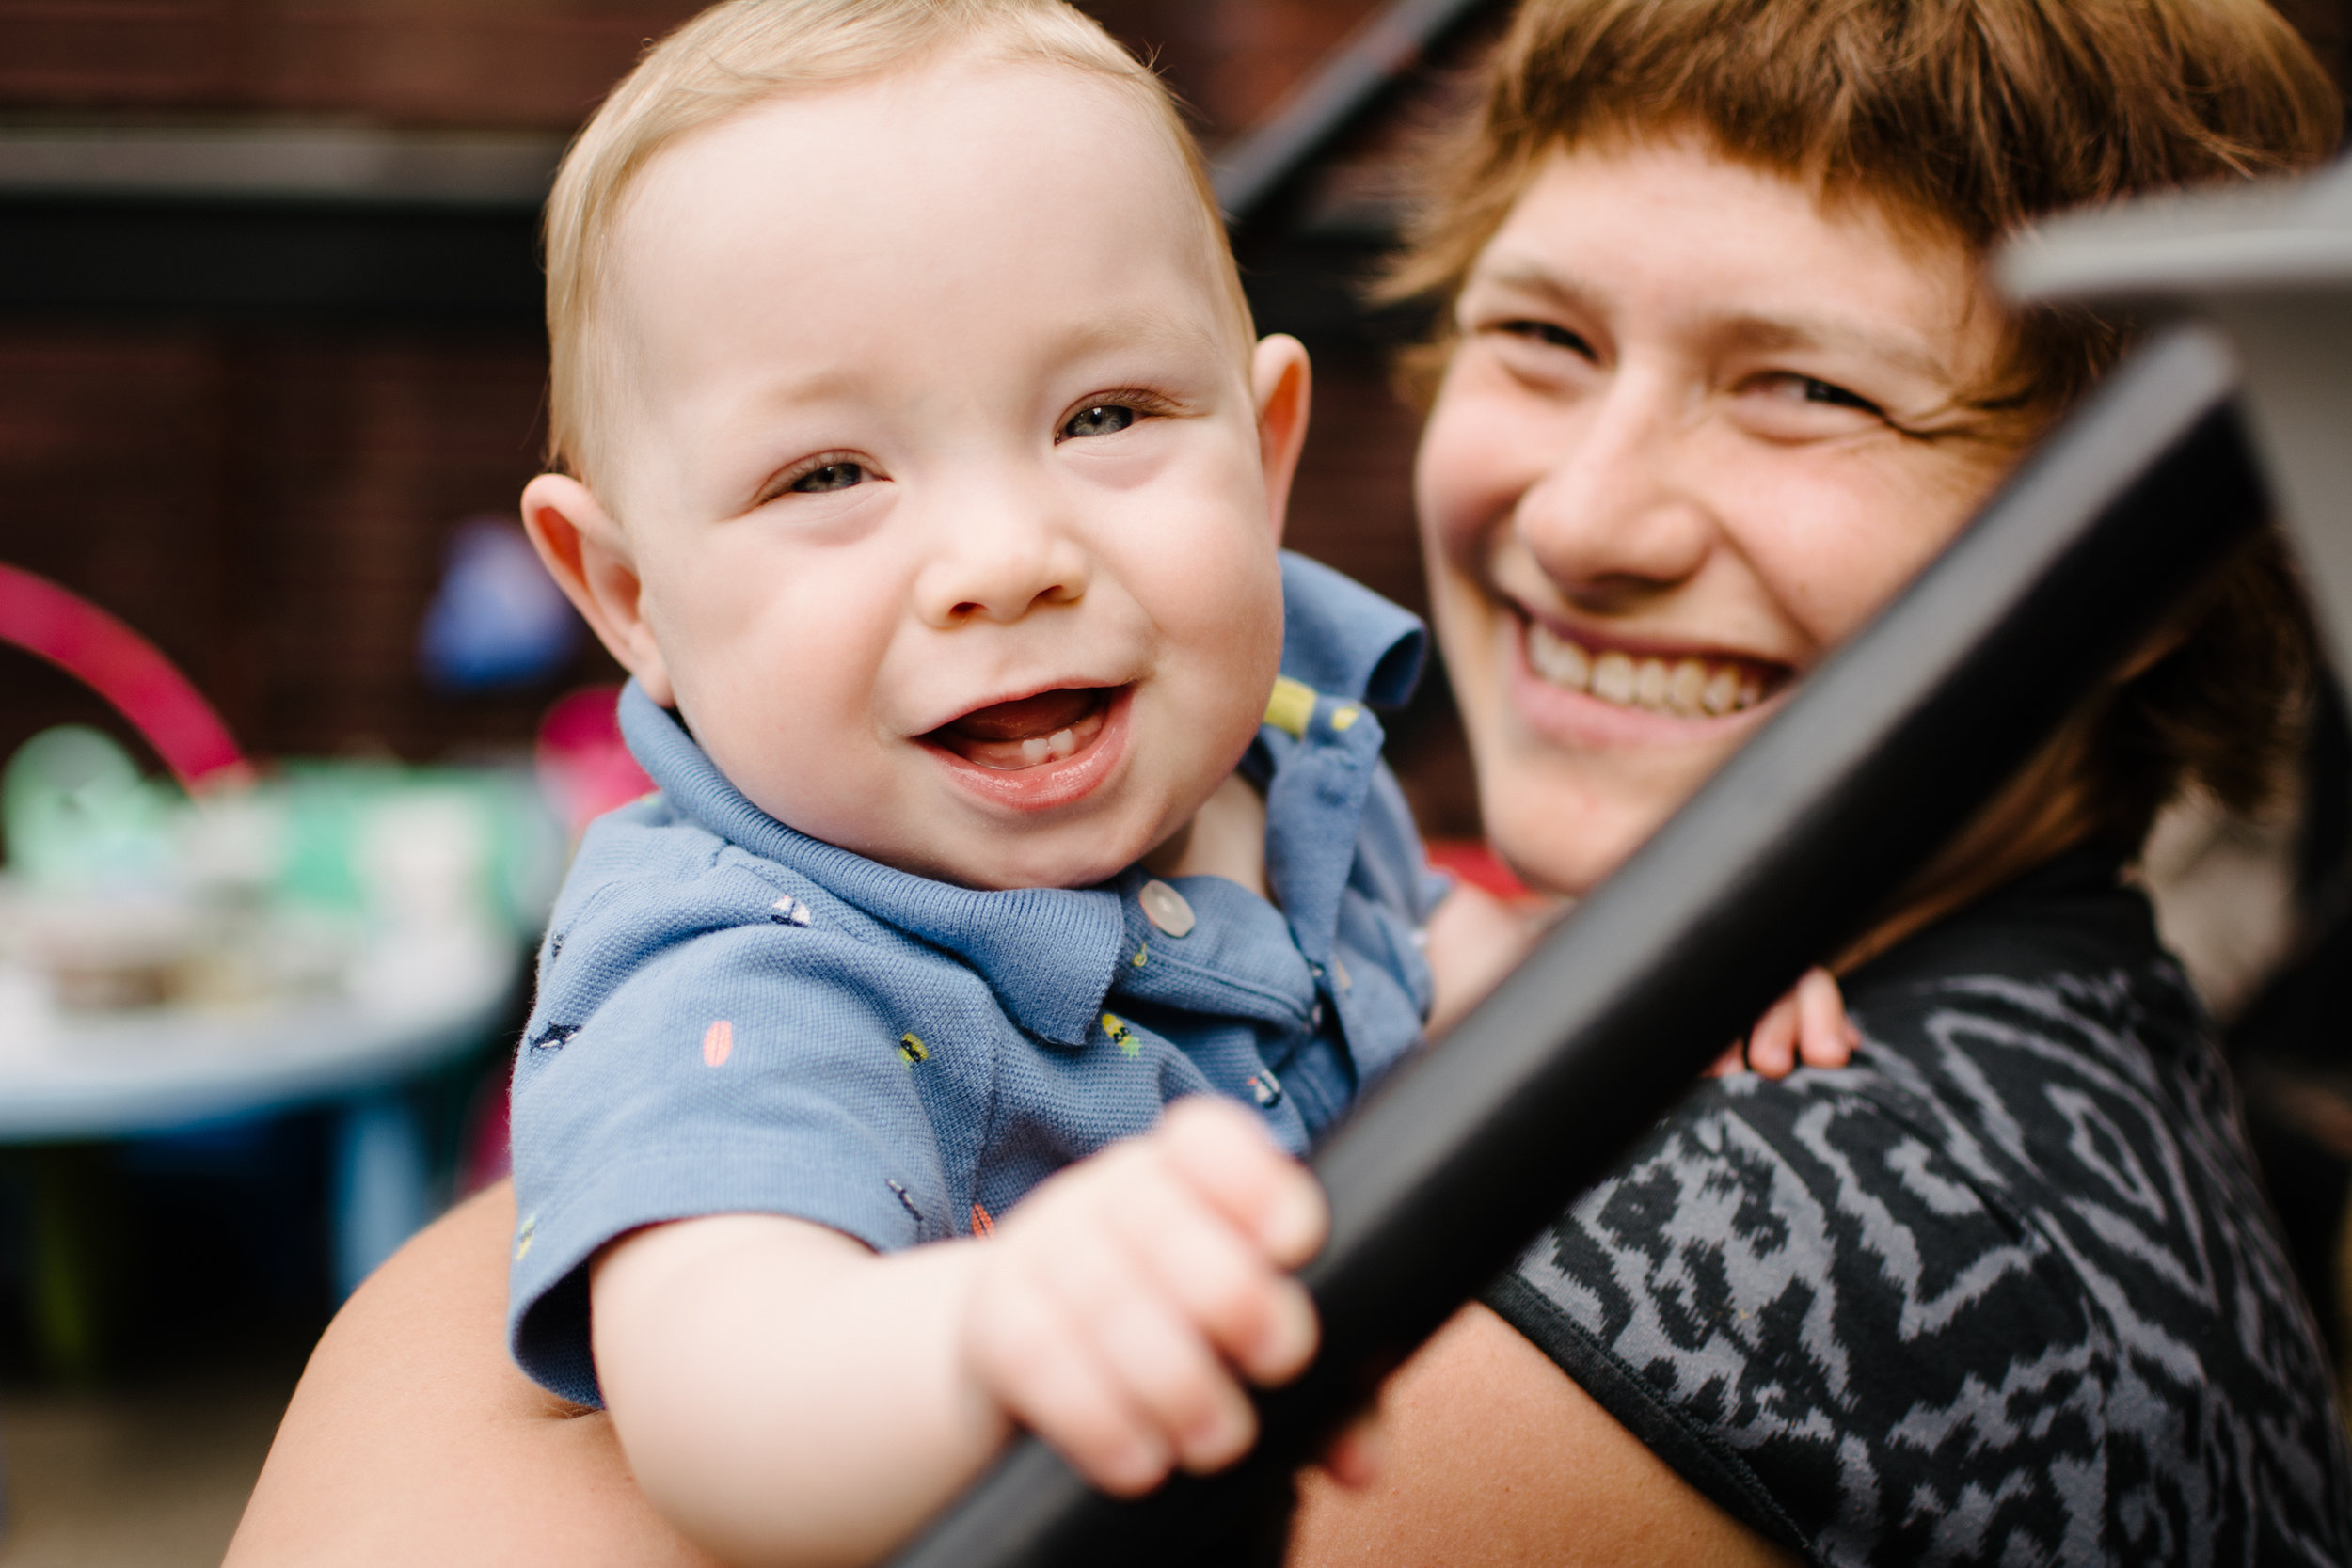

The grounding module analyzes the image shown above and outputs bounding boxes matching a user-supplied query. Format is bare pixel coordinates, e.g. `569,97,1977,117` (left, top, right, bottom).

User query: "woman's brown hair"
1393,0,2342,849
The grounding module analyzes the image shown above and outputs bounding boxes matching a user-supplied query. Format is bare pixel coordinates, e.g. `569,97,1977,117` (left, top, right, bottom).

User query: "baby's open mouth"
929,687,1117,771
1525,620,1792,717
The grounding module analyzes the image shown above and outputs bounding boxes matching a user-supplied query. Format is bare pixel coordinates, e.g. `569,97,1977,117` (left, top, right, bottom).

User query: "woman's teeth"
1528,621,1765,716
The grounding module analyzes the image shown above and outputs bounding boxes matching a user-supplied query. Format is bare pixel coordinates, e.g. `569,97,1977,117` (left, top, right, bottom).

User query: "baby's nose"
913,504,1090,626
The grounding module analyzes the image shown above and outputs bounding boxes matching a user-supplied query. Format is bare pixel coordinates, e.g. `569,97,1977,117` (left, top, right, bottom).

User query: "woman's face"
1420,137,2033,895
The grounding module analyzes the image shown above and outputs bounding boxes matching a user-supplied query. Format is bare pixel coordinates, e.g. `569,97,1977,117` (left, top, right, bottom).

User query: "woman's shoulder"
1488,849,2352,1565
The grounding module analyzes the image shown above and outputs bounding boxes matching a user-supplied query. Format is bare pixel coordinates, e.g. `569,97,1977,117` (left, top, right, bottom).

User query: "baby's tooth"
1702,667,1740,716
1668,659,1707,715
1048,727,1076,759
1020,736,1051,766
1735,674,1764,711
1634,658,1670,710
1591,651,1637,705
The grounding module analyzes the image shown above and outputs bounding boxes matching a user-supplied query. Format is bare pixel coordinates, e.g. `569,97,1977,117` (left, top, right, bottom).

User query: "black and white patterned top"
1486,851,2352,1565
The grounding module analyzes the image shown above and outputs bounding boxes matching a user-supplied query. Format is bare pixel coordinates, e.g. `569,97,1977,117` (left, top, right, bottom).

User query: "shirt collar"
1277,550,1426,707
611,556,1424,1046
616,684,1127,1047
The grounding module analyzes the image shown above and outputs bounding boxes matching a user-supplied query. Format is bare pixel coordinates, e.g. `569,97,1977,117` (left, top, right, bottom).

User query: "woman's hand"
1710,967,1859,1078
1427,885,1857,1078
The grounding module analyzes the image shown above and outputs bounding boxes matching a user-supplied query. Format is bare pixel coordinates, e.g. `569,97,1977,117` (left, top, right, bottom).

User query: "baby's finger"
1120,1164,1318,1386
1795,968,1854,1069
1158,1098,1327,1267
1046,1229,1259,1475
1744,993,1799,1078
1706,1042,1745,1078
968,1263,1170,1495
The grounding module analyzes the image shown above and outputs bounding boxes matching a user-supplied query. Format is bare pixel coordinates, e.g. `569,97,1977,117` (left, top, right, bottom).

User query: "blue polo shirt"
507,552,1445,1406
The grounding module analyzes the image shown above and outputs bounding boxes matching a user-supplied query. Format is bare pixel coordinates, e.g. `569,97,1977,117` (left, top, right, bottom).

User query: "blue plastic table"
0,928,517,1368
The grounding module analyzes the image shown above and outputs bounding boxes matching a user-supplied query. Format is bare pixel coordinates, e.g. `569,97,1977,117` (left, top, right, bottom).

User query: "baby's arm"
590,1098,1323,1568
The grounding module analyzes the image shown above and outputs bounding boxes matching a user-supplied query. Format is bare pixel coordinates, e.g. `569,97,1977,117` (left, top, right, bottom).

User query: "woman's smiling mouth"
1518,615,1792,719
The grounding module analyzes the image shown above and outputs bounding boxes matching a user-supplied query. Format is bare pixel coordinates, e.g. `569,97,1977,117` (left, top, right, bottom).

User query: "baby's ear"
518,474,675,706
1251,334,1311,545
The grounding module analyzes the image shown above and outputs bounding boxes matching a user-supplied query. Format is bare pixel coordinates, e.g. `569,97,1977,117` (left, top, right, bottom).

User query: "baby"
506,3,1851,1562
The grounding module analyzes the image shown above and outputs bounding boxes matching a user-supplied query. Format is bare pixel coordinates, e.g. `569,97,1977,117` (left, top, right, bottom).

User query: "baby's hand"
1710,967,1857,1079
961,1097,1324,1497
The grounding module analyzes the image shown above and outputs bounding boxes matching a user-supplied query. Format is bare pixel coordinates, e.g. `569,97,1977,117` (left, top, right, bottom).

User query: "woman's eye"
1796,377,1883,415
1061,404,1139,440
1733,372,1896,440
790,462,865,494
1500,320,1595,357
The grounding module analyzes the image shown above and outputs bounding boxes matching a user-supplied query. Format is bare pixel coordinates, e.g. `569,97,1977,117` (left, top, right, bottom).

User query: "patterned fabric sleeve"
1484,862,2352,1566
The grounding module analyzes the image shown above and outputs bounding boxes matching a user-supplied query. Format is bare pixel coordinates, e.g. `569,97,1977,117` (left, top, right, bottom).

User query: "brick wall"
0,2,703,128
0,1,1380,135
0,0,2343,847
0,322,567,767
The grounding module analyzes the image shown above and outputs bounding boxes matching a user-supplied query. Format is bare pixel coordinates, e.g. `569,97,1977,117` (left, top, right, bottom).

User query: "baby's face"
560,56,1295,890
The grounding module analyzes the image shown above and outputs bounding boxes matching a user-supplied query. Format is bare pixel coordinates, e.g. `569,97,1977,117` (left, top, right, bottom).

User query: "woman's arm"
1292,1306,1800,1567
229,1179,1791,1567
230,899,1834,1567
227,1180,723,1568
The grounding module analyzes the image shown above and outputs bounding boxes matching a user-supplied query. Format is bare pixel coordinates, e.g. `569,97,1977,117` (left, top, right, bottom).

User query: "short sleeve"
1482,1068,2090,1560
1484,1074,1889,1557
507,913,955,1407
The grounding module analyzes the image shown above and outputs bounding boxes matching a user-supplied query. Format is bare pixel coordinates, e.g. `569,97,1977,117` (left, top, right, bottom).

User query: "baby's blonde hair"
543,0,1244,488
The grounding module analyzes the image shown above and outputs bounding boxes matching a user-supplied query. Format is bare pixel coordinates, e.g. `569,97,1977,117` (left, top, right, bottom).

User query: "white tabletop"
0,929,517,1140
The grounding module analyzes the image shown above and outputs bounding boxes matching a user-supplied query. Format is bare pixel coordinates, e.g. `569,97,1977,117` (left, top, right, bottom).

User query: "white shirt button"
1139,879,1197,938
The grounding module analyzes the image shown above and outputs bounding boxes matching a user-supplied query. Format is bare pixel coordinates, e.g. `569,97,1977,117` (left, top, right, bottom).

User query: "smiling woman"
1416,139,2032,896
1291,1,2352,1563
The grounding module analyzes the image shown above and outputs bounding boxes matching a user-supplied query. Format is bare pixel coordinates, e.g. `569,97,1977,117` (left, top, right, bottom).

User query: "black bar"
1211,0,1498,222
890,324,2264,1566
0,198,545,322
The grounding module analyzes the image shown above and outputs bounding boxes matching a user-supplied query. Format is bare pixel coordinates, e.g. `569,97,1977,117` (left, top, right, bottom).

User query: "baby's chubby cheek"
626,565,897,813
1127,613,1282,795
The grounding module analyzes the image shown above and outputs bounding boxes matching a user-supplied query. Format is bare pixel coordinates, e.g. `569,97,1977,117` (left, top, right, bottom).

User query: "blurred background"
0,2,2350,1562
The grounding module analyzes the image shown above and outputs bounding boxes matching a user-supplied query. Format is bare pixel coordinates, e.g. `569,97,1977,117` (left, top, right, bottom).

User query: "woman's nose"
1512,372,1716,604
910,482,1091,627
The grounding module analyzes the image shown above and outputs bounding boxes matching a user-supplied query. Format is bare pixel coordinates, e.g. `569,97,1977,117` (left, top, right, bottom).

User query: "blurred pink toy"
533,685,653,839
0,562,248,794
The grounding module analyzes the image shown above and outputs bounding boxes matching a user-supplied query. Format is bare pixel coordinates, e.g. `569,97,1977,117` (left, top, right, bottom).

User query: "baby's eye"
791,462,866,494
1060,404,1139,440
